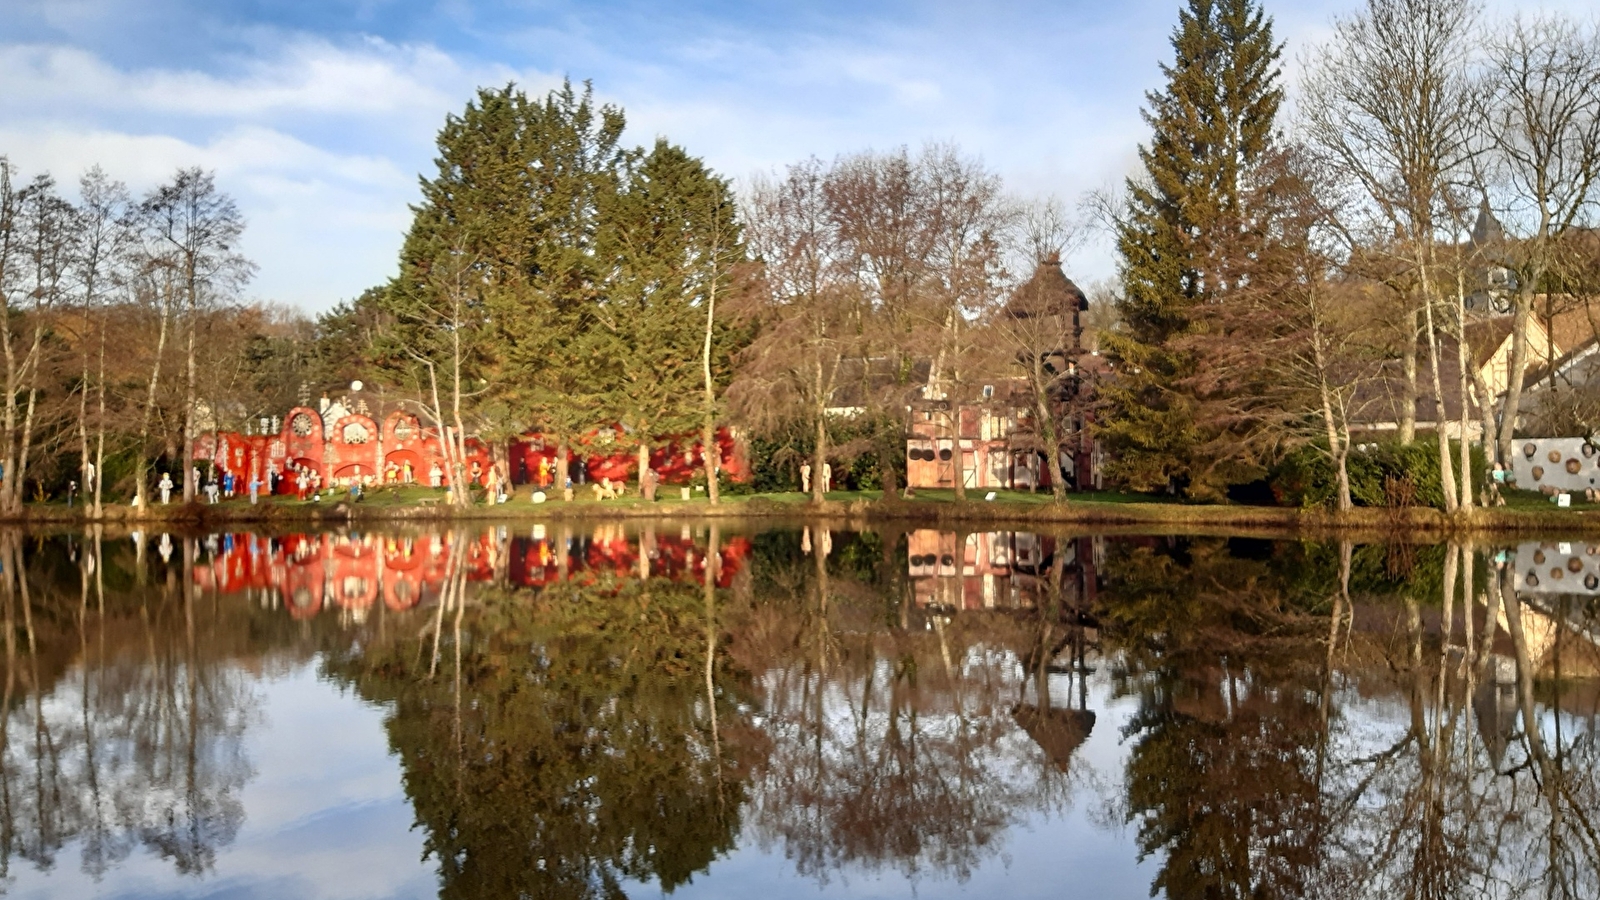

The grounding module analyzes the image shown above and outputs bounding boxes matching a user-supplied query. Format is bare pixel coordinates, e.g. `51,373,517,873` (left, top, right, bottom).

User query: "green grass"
1499,488,1600,513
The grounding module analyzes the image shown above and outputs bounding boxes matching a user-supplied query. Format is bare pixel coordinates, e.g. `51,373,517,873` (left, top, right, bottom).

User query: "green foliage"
1097,0,1283,497
589,140,745,446
368,83,746,455
1270,440,1487,510
325,575,748,900
746,416,906,492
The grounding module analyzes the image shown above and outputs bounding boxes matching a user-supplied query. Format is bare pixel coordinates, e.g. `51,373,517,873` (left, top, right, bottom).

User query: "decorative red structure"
196,399,748,492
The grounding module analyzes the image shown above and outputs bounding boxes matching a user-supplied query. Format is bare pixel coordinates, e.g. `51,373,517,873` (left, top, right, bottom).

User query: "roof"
1004,254,1088,320
1543,301,1600,358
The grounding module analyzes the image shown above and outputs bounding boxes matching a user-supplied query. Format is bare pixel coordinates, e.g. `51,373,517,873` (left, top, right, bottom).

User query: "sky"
1,0,1586,313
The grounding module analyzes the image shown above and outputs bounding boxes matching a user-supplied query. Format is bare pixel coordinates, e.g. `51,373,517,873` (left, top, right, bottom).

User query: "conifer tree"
1097,0,1283,497
590,140,744,493
382,81,626,498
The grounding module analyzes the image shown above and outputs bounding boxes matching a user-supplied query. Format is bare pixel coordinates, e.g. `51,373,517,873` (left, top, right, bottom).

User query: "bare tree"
1301,0,1482,513
1483,14,1600,466
921,145,1011,501
0,165,72,512
994,196,1086,502
733,159,855,503
139,169,253,504
72,169,132,516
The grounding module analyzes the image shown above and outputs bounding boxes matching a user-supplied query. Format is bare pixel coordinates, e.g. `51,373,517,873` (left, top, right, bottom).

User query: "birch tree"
1302,0,1481,512
1483,14,1600,465
139,169,253,504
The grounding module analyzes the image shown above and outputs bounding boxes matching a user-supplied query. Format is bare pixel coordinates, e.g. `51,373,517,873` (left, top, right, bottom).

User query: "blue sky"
1,0,1582,311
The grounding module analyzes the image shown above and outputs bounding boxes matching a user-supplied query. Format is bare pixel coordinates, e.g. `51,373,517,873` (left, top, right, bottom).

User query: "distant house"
904,255,1105,491
1350,301,1600,439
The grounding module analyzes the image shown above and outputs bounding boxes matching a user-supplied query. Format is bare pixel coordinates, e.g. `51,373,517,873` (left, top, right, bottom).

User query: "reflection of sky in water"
626,670,1151,899
5,662,435,900
7,530,1600,899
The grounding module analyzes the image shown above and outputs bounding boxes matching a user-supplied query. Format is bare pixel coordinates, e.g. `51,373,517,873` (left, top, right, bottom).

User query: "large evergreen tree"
590,140,744,488
1097,0,1283,498
377,81,746,498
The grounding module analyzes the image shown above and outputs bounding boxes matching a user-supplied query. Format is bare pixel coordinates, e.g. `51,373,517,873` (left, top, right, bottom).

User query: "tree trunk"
702,262,720,505
1400,307,1418,444
877,434,899,500
13,324,45,506
556,437,571,501
1498,291,1533,468
1315,333,1352,513
449,323,470,508
1456,270,1473,511
1421,275,1457,513
950,409,967,502
134,288,171,510
94,318,106,515
1033,357,1067,503
637,439,653,501
812,408,828,504
78,350,89,512
182,281,197,504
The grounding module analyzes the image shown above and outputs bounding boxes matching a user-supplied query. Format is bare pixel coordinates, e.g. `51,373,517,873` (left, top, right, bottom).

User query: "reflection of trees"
1097,536,1600,899
326,529,747,900
1099,539,1328,899
0,531,256,882
731,529,1077,884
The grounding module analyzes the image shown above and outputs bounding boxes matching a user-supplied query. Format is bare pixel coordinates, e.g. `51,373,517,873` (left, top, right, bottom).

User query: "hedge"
1270,439,1486,510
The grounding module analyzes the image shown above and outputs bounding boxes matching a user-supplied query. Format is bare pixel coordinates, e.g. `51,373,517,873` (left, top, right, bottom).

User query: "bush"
746,417,906,493
1270,439,1486,510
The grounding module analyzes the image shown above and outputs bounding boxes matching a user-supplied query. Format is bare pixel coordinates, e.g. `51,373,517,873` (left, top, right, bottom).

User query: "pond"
0,522,1597,899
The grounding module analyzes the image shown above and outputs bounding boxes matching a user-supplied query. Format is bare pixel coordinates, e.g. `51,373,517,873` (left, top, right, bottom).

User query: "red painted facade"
196,405,748,491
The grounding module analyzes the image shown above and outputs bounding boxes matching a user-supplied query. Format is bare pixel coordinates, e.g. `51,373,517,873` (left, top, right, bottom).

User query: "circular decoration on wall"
939,554,954,567
1533,466,1545,480
291,413,314,437
1552,567,1565,580
1587,574,1598,590
1535,549,1547,564
1568,459,1583,474
1569,557,1585,573
1524,443,1537,457
394,419,414,441
342,422,370,444
938,448,953,461
1585,443,1596,458
1550,450,1564,463
1527,572,1541,587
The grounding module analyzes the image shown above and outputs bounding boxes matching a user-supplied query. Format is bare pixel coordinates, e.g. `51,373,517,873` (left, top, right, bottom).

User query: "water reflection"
1,528,1599,898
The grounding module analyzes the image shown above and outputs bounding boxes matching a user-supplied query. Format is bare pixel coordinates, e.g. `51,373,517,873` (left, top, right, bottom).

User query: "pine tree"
1097,0,1283,497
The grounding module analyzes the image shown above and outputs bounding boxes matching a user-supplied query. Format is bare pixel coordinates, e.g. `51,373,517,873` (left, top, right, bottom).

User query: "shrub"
1270,439,1485,510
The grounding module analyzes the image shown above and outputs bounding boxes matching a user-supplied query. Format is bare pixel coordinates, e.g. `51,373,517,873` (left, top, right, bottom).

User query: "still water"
0,523,1597,899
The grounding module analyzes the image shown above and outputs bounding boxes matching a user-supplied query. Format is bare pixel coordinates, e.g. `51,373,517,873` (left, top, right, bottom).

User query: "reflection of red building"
193,528,751,618
197,397,748,491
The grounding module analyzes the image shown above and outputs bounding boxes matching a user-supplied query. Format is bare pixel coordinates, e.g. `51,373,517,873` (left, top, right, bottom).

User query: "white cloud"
0,39,477,122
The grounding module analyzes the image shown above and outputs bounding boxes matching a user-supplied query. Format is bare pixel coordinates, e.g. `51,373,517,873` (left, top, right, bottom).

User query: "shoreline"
7,493,1600,538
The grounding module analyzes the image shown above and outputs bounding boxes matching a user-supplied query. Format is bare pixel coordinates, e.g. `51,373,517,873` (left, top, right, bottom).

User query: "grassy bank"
10,485,1600,537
